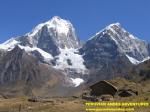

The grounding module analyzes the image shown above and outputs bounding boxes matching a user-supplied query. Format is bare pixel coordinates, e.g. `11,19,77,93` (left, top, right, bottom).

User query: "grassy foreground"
0,93,150,112
0,97,85,112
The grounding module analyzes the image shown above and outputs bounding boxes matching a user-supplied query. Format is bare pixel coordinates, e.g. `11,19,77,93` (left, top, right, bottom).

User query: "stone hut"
90,80,118,96
89,78,140,97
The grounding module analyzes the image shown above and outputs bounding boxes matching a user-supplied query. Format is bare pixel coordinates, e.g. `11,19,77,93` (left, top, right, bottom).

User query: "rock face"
0,45,83,97
16,16,81,56
82,23,150,64
0,46,50,85
80,23,150,82
0,16,87,88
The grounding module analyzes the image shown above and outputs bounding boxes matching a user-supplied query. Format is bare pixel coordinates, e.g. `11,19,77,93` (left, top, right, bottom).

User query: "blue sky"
0,0,150,43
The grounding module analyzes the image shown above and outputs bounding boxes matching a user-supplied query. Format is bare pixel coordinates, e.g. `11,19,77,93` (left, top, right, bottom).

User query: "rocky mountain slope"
0,16,87,88
80,23,150,83
0,45,84,97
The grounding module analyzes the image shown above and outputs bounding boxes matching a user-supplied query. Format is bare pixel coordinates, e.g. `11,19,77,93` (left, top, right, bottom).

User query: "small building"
90,80,118,96
89,78,140,97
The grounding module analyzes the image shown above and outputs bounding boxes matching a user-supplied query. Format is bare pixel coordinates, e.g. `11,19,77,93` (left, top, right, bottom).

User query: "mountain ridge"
0,16,150,91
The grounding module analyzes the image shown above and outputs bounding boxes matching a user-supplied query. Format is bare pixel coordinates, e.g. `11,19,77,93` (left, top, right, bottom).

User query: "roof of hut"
90,80,118,91
90,77,141,93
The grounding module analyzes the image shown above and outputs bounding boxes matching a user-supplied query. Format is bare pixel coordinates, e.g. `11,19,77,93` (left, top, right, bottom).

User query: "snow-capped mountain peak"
107,22,121,28
88,22,121,41
27,16,72,37
106,22,138,40
21,16,81,52
0,16,86,87
47,16,72,36
87,22,150,65
49,16,70,26
51,16,61,21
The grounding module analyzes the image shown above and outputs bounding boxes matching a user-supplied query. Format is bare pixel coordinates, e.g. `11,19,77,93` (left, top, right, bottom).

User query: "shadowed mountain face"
0,46,46,85
80,34,133,83
0,16,87,81
0,46,83,97
16,16,81,56
80,23,150,83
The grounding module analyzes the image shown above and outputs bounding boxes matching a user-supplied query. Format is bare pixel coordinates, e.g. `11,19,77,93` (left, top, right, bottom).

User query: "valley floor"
0,93,150,112
0,97,84,112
